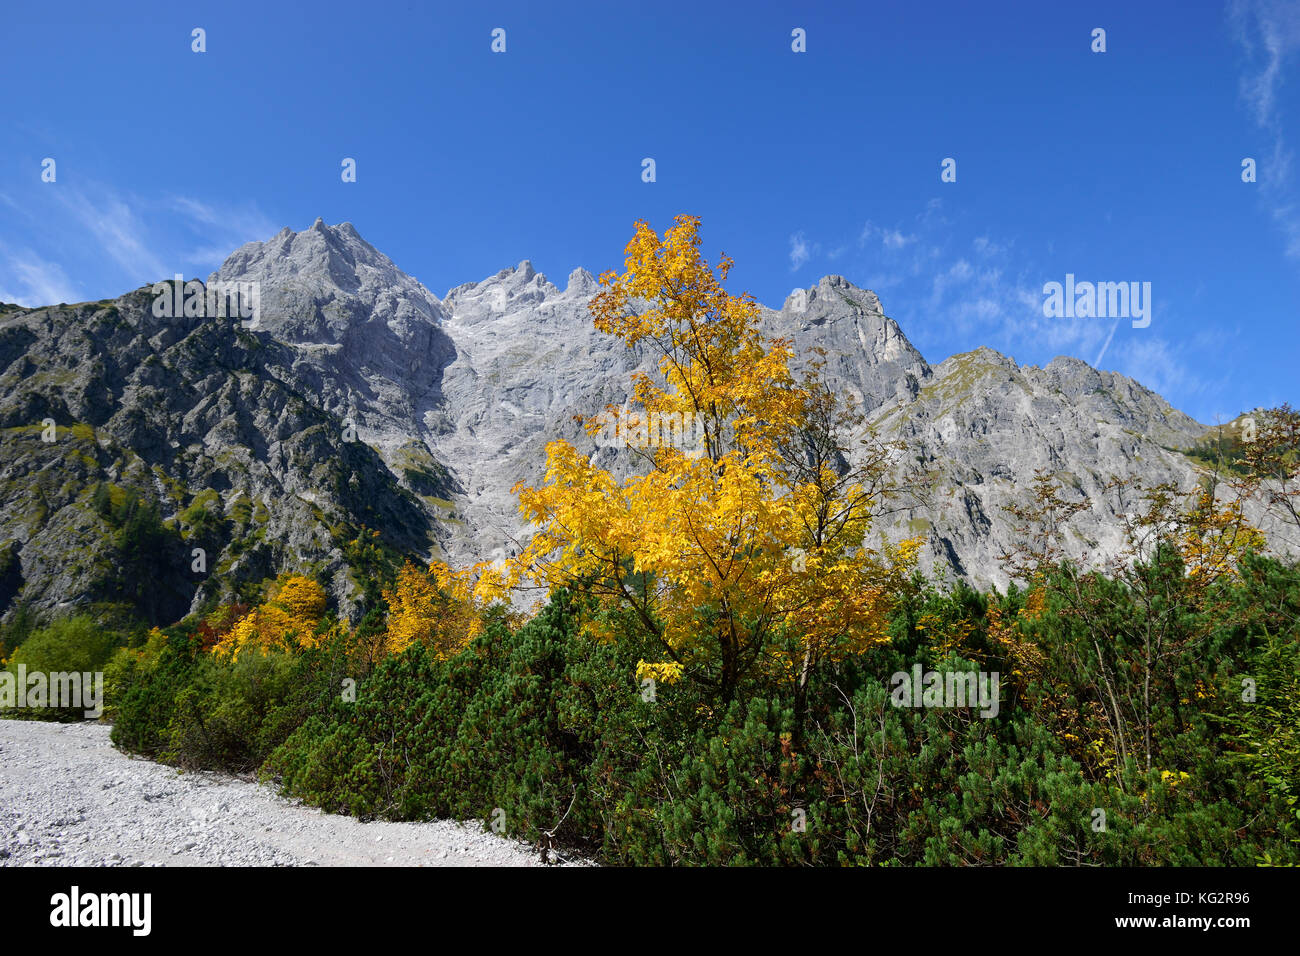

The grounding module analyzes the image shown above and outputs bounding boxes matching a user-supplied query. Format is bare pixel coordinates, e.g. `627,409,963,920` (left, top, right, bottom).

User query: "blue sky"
1,0,1296,424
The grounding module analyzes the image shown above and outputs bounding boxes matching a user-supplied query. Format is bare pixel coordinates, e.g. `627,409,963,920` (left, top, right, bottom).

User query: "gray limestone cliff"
0,220,1281,623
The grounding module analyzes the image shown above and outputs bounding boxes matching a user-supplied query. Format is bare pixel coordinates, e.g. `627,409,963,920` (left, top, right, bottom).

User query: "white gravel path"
0,720,554,867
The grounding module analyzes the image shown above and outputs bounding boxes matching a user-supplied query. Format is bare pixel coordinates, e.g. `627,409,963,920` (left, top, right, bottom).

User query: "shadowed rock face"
0,220,1272,622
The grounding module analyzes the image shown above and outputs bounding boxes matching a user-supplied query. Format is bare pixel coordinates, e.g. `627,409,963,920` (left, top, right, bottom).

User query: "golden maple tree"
212,573,330,660
382,560,502,659
508,215,920,705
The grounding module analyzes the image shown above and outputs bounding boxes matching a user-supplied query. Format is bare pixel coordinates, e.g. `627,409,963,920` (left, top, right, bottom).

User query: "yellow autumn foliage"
211,574,329,660
381,559,504,659
1178,488,1267,581
506,215,921,700
635,659,685,685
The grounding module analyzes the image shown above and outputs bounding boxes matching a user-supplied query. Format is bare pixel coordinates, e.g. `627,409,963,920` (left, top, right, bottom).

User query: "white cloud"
0,248,80,307
54,188,168,282
928,258,975,308
1231,0,1300,260
972,236,1008,258
1233,0,1300,125
1111,336,1200,402
789,231,813,270
859,222,916,250
53,190,277,283
777,197,1212,413
0,181,279,307
169,197,278,266
853,213,1150,375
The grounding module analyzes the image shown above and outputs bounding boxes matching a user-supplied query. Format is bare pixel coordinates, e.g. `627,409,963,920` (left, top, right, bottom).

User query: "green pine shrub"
99,553,1300,866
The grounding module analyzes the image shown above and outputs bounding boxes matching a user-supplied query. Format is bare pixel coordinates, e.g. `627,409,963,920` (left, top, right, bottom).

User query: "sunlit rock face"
1,220,1268,622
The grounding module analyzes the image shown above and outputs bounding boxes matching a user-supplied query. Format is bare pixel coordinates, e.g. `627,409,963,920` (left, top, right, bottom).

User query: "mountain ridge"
0,220,1274,625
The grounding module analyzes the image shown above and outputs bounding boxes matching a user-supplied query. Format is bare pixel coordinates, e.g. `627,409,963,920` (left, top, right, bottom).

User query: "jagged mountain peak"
764,278,931,414
779,275,884,316
566,267,598,295
443,260,598,322
3,220,1278,625
210,220,445,346
935,346,1020,374
775,275,916,370
226,219,393,284
920,346,1204,445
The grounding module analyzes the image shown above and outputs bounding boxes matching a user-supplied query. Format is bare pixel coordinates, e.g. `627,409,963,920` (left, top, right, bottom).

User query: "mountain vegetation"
2,217,1297,865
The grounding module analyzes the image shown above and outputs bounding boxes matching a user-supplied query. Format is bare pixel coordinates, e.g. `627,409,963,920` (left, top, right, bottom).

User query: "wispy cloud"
0,181,278,307
789,213,925,279
0,247,80,307
1117,336,1198,402
169,197,278,265
860,222,915,251
856,209,1050,358
846,202,1203,407
55,189,279,282
1231,0,1300,260
54,187,168,282
789,231,814,270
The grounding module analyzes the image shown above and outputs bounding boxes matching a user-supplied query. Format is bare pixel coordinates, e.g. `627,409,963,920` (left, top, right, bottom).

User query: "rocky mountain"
0,219,1279,624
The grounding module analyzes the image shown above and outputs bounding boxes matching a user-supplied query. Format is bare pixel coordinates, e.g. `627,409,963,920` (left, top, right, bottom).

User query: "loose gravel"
0,720,557,867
